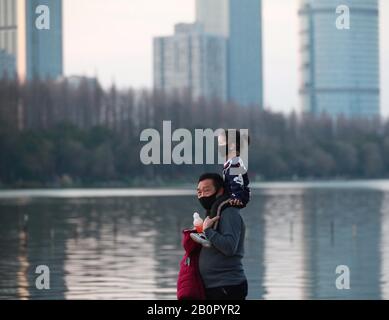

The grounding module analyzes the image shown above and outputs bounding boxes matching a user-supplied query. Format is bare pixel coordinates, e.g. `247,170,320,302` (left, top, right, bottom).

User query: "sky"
64,0,389,116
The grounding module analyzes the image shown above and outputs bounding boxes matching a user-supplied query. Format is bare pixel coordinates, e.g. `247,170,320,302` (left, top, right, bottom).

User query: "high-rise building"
196,0,263,108
18,0,63,81
0,0,63,81
196,0,229,37
0,49,15,77
299,0,380,117
154,23,227,101
0,0,17,77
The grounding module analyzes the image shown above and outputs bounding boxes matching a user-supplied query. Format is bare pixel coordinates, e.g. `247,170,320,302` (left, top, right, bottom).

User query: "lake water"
0,181,389,300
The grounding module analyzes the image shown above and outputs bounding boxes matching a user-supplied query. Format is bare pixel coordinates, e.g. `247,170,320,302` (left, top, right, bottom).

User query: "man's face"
197,179,216,199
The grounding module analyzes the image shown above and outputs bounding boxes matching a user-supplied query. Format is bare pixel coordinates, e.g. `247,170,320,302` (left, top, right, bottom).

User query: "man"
196,173,248,300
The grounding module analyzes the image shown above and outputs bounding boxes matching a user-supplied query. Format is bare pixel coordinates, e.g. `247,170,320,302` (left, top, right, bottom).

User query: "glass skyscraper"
0,0,63,81
196,0,263,108
299,0,380,117
18,0,63,81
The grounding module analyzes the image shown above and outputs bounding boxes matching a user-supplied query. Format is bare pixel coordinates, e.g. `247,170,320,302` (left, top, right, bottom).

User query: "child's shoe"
190,232,212,248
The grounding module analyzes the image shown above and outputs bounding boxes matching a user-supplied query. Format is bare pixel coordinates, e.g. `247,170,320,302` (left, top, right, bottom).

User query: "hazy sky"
64,0,389,116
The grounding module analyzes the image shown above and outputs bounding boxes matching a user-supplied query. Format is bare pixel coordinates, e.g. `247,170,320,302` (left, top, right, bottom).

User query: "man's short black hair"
198,173,224,190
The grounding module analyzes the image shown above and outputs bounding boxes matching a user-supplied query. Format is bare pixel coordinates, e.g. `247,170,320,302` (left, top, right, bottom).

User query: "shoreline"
1,179,389,200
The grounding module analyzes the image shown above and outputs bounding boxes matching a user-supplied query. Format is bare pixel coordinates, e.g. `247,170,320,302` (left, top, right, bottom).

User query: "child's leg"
207,193,231,219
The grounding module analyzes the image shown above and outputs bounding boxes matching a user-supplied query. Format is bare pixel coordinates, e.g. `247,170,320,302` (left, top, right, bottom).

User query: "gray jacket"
199,207,246,289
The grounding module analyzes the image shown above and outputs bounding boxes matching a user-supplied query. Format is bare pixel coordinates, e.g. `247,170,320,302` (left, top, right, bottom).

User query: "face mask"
199,192,218,211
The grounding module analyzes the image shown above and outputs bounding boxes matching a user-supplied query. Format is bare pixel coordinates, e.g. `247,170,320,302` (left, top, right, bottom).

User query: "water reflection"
302,189,382,299
381,193,389,300
242,194,266,299
262,189,309,299
0,183,389,299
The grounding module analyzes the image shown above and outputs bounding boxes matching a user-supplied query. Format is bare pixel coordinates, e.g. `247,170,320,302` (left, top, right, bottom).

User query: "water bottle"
193,212,203,233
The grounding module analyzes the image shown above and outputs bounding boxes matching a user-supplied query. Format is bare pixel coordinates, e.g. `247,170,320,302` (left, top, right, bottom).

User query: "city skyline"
63,0,389,117
1,0,387,115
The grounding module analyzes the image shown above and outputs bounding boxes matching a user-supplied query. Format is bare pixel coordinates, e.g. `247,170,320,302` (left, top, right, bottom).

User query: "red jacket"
176,229,206,300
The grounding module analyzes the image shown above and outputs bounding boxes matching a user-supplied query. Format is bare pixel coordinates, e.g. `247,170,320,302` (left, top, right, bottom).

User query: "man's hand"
203,216,220,231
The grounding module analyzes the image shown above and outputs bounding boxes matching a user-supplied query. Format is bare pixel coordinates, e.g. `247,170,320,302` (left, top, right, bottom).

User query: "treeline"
1,77,389,187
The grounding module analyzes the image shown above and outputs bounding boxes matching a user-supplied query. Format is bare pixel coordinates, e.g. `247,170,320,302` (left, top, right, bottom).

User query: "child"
190,129,250,247
218,129,250,209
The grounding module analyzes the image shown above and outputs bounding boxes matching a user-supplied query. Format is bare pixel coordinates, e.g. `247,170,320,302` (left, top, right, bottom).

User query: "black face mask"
199,192,218,211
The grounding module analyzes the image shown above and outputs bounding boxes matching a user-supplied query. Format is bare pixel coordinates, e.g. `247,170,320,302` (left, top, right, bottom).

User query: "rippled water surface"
1,181,389,299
